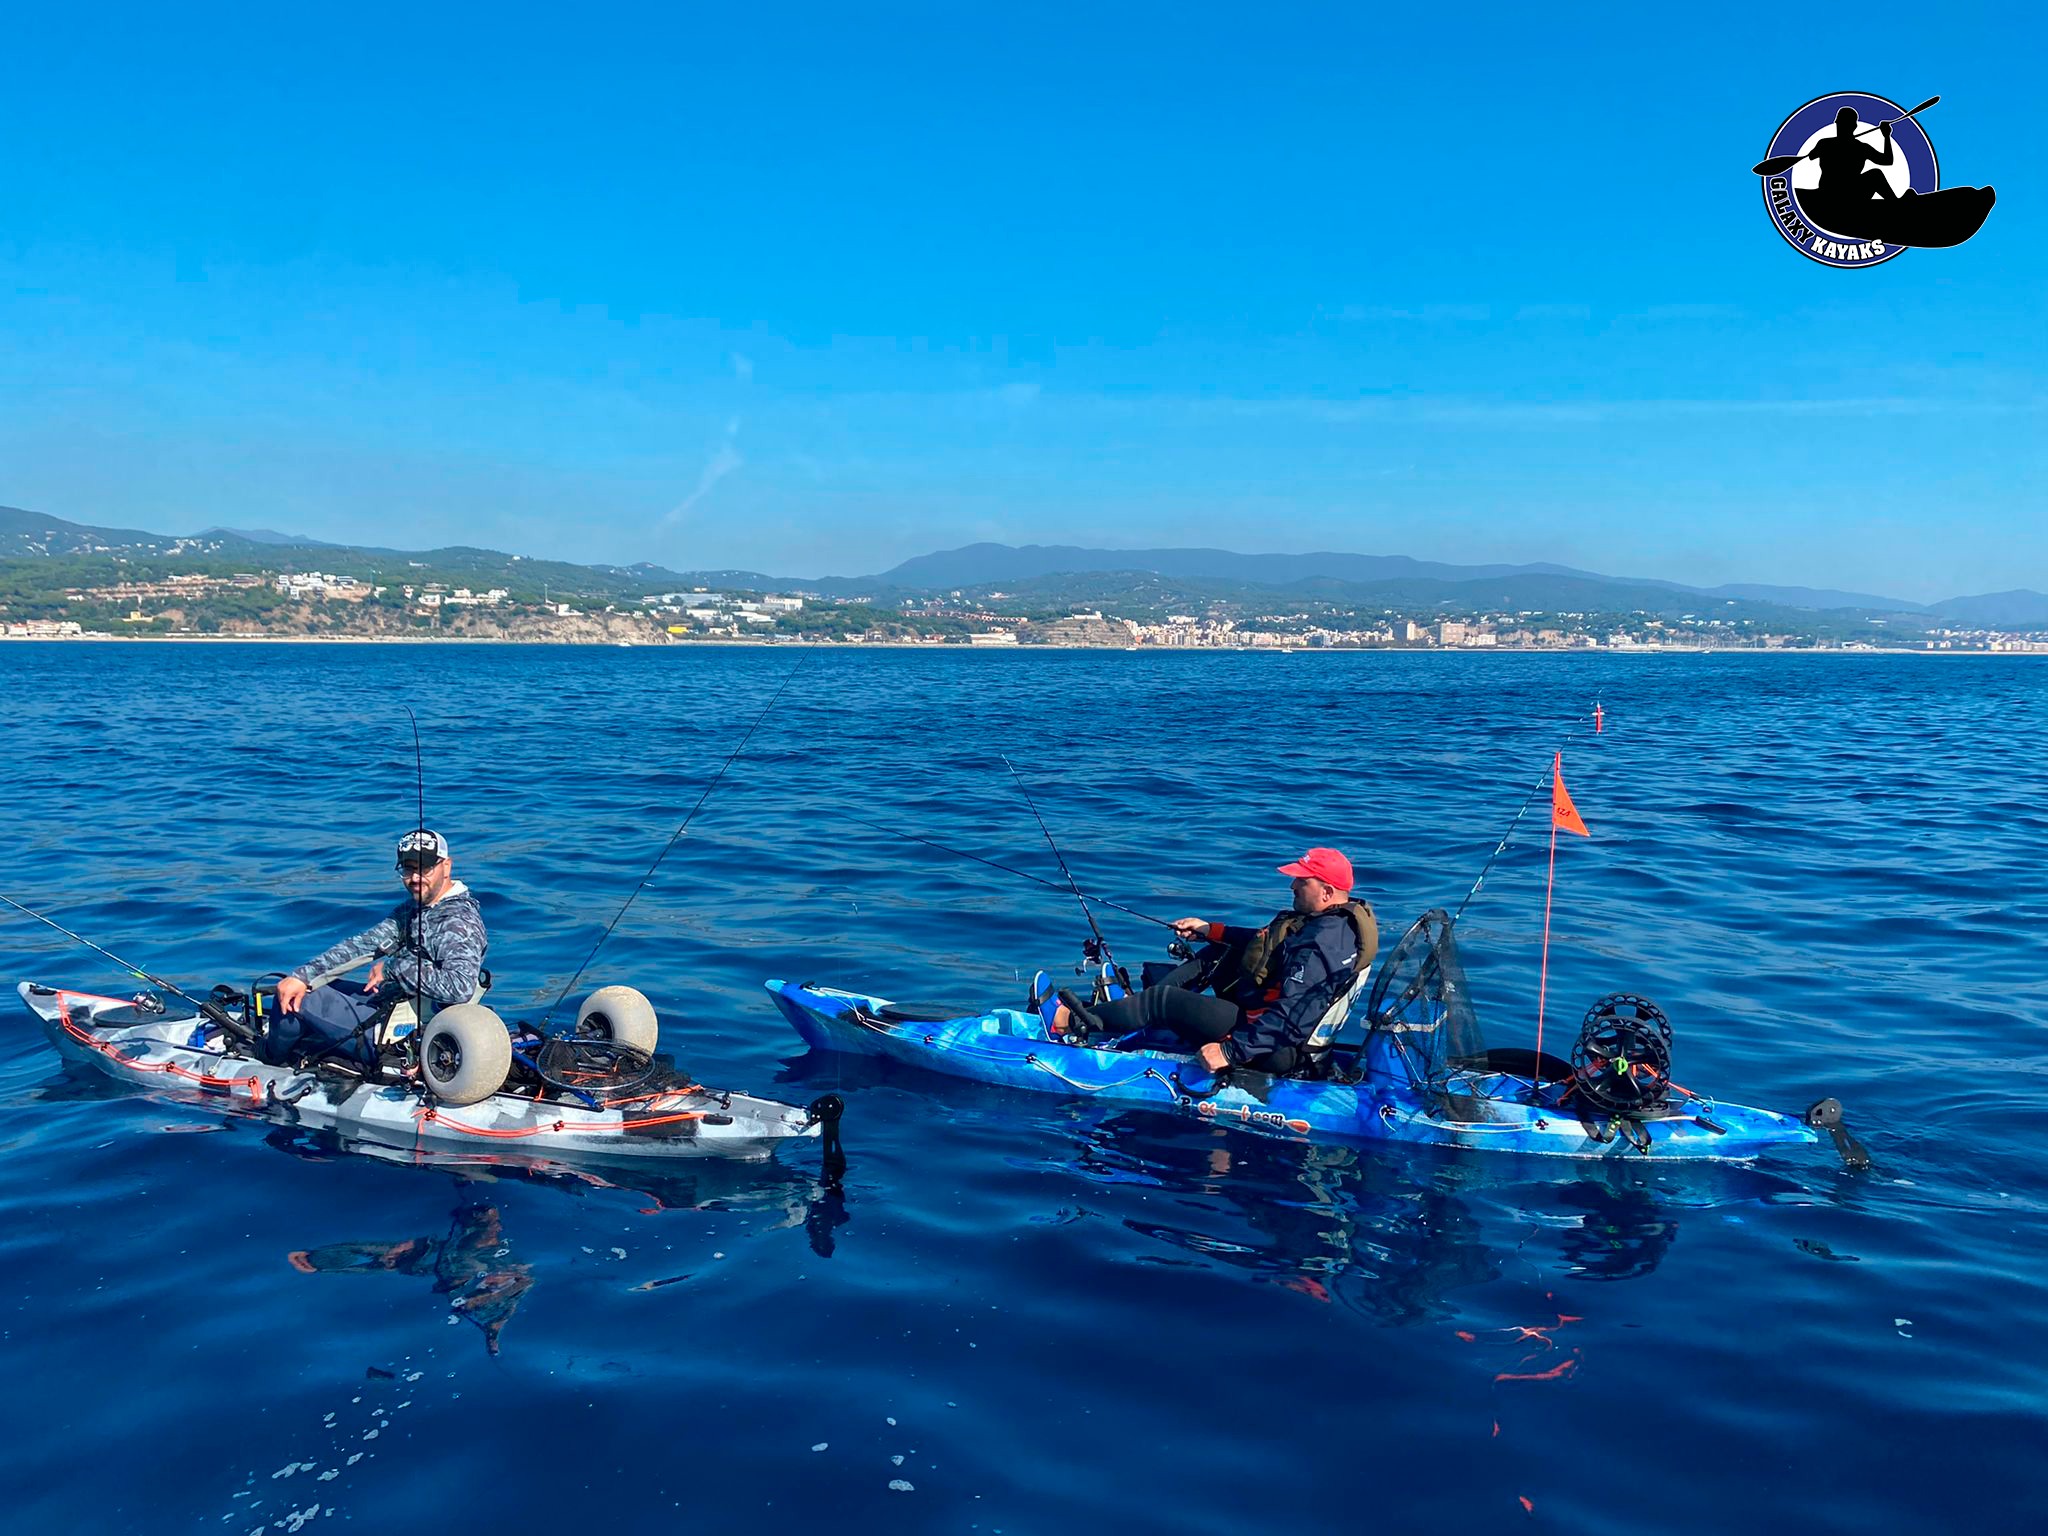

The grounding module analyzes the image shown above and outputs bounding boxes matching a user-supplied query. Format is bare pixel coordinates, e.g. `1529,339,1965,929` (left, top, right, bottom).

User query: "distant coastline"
4,633,2037,657
10,507,2047,652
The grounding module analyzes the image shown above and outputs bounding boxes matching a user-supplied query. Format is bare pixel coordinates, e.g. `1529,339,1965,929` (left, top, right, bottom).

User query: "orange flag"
1551,753,1589,837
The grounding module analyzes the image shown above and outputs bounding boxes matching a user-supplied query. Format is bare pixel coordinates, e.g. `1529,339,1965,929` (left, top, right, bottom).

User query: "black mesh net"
519,1035,665,1100
1364,908,1487,1088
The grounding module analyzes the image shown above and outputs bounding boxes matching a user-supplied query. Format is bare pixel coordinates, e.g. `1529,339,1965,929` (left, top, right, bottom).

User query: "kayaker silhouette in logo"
1754,92,1995,267
1809,106,1900,206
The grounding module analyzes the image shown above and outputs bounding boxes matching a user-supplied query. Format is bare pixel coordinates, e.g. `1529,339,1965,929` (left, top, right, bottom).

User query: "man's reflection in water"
289,1203,534,1355
1111,1135,1499,1323
1552,1181,1680,1282
1091,1120,1687,1322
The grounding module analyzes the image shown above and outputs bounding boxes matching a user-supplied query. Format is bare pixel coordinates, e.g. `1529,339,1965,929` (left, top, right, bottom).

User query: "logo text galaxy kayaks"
1754,92,1995,266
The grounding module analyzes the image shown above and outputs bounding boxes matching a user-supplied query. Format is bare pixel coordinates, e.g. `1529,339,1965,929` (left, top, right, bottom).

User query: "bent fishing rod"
1001,755,1136,988
542,649,812,1026
841,811,1177,929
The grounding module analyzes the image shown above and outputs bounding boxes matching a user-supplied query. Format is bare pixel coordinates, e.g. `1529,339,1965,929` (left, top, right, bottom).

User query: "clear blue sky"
2,2,2039,599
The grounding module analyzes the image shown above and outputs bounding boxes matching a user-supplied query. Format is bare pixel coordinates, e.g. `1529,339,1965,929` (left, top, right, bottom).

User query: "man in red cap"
1044,846,1376,1078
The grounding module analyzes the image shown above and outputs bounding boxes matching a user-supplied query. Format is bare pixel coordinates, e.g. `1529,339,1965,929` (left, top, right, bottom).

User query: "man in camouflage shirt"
268,829,489,1064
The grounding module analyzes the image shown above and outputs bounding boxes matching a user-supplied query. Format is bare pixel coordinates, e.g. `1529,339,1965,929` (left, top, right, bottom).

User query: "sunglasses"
395,857,445,874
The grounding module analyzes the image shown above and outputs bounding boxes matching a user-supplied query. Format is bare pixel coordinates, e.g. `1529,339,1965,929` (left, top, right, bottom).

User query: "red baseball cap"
1278,847,1353,892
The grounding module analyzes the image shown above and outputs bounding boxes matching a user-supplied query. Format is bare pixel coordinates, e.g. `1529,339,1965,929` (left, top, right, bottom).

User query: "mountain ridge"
4,504,2043,626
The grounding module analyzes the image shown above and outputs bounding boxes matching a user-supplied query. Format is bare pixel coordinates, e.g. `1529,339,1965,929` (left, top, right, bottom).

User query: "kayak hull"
24,981,820,1163
1796,184,1996,247
767,980,1819,1162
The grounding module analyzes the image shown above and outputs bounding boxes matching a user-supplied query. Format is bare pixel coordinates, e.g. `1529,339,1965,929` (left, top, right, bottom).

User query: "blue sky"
1,2,2039,599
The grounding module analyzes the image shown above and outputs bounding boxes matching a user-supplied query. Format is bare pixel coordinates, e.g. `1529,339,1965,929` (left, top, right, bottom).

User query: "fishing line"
542,649,813,1025
1,892,247,1036
841,812,1176,928
1452,703,1603,924
404,704,426,1033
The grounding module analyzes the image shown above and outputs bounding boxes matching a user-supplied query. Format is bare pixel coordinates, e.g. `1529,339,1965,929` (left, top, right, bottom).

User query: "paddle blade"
1753,153,1804,175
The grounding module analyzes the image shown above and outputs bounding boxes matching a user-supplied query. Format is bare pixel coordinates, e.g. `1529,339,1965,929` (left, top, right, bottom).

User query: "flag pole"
1535,752,1561,1078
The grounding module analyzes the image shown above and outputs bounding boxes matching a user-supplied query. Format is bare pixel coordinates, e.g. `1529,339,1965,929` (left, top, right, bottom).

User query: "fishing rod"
0,892,256,1043
404,704,426,1036
1452,702,1602,924
841,811,1177,929
1000,755,1134,988
542,649,812,1026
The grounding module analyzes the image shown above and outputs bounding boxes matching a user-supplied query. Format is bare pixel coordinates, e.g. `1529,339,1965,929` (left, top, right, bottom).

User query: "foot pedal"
1055,988,1103,1044
1028,970,1062,1033
1098,962,1129,1003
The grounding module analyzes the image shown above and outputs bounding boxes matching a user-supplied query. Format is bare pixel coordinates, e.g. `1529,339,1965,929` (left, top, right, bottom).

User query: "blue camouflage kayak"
768,910,1842,1163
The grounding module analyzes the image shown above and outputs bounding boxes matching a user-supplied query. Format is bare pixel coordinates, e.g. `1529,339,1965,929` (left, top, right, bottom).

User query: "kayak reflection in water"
1035,847,1377,1079
1804,105,1898,207
288,1202,532,1355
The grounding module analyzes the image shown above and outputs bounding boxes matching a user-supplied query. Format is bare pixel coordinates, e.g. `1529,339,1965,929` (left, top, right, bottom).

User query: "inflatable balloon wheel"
575,985,660,1055
420,1003,513,1106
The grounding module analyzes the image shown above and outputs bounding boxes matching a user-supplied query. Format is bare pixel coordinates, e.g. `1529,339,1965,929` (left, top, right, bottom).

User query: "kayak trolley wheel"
575,985,660,1055
420,1003,513,1106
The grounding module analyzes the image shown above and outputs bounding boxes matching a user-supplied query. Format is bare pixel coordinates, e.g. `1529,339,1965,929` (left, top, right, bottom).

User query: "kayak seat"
377,967,493,1047
1300,971,1372,1060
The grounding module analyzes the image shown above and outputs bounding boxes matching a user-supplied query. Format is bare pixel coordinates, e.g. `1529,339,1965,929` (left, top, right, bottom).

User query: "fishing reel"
1570,993,1675,1119
1064,934,1135,1008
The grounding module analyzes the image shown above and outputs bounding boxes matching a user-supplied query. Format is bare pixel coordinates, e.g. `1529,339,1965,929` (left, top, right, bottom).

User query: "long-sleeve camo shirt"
289,880,488,1009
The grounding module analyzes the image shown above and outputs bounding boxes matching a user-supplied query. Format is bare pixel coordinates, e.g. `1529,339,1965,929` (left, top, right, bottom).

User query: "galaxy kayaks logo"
1755,92,1995,266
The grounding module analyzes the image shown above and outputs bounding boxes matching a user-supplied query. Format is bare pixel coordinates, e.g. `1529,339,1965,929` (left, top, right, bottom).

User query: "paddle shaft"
1751,95,1937,176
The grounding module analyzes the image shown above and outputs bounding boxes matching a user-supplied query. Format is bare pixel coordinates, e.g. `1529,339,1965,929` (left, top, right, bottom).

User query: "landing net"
1363,908,1487,1089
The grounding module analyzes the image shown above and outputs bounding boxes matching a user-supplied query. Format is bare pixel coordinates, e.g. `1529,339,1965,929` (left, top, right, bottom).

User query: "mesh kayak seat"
1300,968,1372,1060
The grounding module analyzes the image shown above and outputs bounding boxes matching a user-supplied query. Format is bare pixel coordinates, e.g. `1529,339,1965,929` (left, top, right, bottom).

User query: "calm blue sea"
2,644,2043,1534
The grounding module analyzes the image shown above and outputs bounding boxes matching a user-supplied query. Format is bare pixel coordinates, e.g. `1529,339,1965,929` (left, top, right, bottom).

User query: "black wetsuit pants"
1083,946,1299,1075
1091,982,1243,1046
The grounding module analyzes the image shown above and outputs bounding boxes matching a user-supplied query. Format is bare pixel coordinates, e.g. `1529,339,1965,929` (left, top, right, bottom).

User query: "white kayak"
20,981,833,1164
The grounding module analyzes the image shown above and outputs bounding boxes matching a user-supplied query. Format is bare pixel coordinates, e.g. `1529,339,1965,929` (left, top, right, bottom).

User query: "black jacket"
1215,908,1365,1065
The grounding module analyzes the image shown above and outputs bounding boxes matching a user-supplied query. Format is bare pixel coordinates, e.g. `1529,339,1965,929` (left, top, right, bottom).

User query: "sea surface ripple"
2,644,2043,1533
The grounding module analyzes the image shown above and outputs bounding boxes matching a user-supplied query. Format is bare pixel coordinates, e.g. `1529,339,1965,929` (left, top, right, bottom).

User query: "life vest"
1239,900,1379,993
